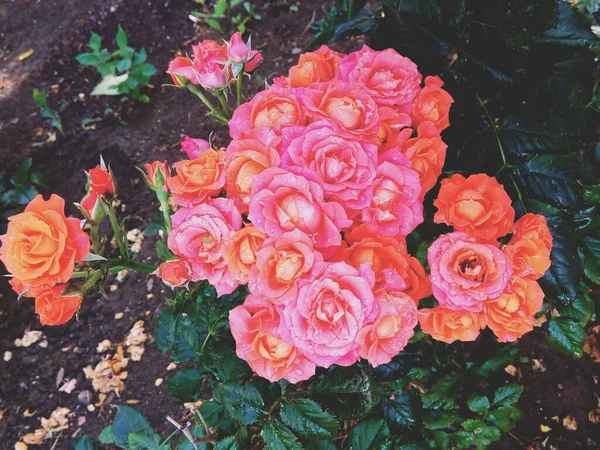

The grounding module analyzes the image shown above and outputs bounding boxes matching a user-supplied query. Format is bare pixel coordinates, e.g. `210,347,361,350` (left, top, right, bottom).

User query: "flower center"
458,255,486,282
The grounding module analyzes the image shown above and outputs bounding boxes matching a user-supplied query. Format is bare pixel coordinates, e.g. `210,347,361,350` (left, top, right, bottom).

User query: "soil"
0,0,598,449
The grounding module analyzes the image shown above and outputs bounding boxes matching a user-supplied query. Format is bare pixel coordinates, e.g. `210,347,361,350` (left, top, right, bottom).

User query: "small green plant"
0,158,50,233
76,26,157,103
192,0,262,33
311,0,378,49
32,88,65,134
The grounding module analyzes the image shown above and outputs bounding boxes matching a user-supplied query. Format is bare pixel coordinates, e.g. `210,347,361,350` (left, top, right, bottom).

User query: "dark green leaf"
221,383,264,425
452,430,473,449
422,409,458,430
214,436,238,450
492,384,523,407
110,406,153,448
156,239,173,261
344,419,393,450
315,366,374,420
128,430,165,450
75,435,102,450
177,426,209,450
261,419,303,450
99,425,117,444
556,293,594,326
538,1,597,47
421,373,461,409
487,406,522,432
167,368,205,401
474,425,502,447
280,398,339,441
381,393,420,433
467,395,490,415
548,317,585,357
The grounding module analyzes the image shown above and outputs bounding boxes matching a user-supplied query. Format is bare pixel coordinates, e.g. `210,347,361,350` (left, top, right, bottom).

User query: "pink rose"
361,150,423,237
229,86,307,139
181,136,210,159
280,262,376,368
167,56,198,85
227,32,250,63
223,127,281,214
168,198,242,296
192,40,228,89
336,46,422,107
198,62,227,90
248,230,323,305
357,290,417,367
154,258,191,289
428,232,513,312
229,294,316,383
303,82,380,136
280,120,378,215
248,168,351,249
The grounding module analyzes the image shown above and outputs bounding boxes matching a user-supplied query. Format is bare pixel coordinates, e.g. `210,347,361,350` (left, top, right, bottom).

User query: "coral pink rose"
281,120,378,215
168,198,242,296
248,230,323,305
181,136,210,159
402,121,447,193
229,295,316,383
229,87,306,138
428,232,512,312
280,262,376,368
337,46,422,107
357,290,417,367
88,165,114,195
410,76,454,132
303,82,380,136
223,127,281,214
418,306,486,344
192,40,228,89
223,226,266,283
167,56,198,85
154,258,191,289
286,45,344,87
361,151,423,237
512,213,553,251
248,168,351,249
374,108,412,152
227,32,250,62
503,237,551,280
486,277,544,343
34,284,82,326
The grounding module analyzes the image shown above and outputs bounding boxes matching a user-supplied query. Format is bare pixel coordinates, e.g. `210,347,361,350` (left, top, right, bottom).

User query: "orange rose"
486,277,544,342
166,148,225,207
34,284,82,326
0,195,90,291
223,226,266,283
418,306,486,344
434,173,515,241
503,237,551,280
410,75,454,132
512,213,553,251
88,165,115,195
287,45,343,87
155,258,190,289
402,121,447,193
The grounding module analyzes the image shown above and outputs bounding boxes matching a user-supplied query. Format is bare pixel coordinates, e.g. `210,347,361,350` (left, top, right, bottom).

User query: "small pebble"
87,404,95,412
114,312,124,320
4,351,12,362
155,378,163,387
167,362,177,371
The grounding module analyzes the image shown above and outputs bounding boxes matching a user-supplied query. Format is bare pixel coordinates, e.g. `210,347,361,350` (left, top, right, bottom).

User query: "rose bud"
227,32,250,63
33,284,82,326
77,190,109,223
143,160,169,191
167,56,198,86
154,258,191,289
180,136,210,159
87,158,115,195
245,50,263,73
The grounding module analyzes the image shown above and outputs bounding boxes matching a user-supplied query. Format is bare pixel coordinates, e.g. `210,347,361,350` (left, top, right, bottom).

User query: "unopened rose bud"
154,258,191,289
78,190,109,223
227,32,250,63
167,56,198,86
180,136,210,159
87,163,115,196
143,161,169,191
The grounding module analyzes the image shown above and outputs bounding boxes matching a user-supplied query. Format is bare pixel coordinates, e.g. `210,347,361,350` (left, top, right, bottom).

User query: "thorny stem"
236,70,244,107
70,260,157,281
107,202,128,260
187,84,229,124
156,189,172,234
90,223,101,255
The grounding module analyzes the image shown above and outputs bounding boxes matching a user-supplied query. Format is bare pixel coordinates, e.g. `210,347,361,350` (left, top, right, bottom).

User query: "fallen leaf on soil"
22,407,70,445
504,364,517,376
109,284,118,292
14,442,28,450
583,325,600,363
15,330,44,347
23,409,37,418
114,312,124,319
588,409,600,423
563,415,578,431
126,229,144,253
17,49,34,61
125,320,148,362
184,400,202,413
116,269,130,283
126,399,141,404
78,390,91,405
22,429,46,445
155,378,163,387
59,379,78,394
532,359,547,372
540,424,552,432
38,340,48,348
86,405,95,412
4,351,12,362
534,314,548,327
83,345,129,397
167,362,177,371
56,368,65,388
96,340,112,353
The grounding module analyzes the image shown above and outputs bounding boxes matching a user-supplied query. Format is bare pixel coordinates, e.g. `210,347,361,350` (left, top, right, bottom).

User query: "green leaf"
99,425,117,444
556,294,594,326
582,184,600,205
421,373,461,409
221,382,264,425
462,419,486,433
167,368,205,401
116,57,132,72
115,26,128,49
261,419,303,450
177,426,209,450
473,425,502,447
381,393,420,433
344,419,393,450
467,395,490,415
89,33,102,51
315,366,374,420
280,398,339,441
214,436,238,450
452,430,473,449
547,317,585,357
110,406,153,448
75,435,102,450
422,409,457,430
128,430,165,450
492,384,523,407
156,239,173,261
76,52,101,66
488,406,522,432
538,1,598,47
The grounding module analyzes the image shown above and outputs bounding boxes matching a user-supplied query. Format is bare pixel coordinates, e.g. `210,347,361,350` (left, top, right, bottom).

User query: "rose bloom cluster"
0,164,115,325
157,44,455,383
419,173,553,344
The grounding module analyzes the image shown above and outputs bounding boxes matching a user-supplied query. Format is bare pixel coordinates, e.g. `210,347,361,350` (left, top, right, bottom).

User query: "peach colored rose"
337,46,422,107
339,224,431,302
248,230,323,305
167,56,197,85
374,108,412,153
512,213,553,251
486,277,544,342
410,76,454,132
248,168,351,249
229,87,306,138
434,173,515,242
230,294,316,383
402,121,447,193
223,127,281,214
503,237,551,280
154,258,191,289
33,284,82,326
287,45,344,87
280,262,376,368
361,151,423,238
428,232,512,312
280,120,378,215
88,165,114,195
166,148,225,207
0,195,89,291
168,198,242,296
223,226,266,283
303,82,380,136
357,290,417,367
418,306,486,344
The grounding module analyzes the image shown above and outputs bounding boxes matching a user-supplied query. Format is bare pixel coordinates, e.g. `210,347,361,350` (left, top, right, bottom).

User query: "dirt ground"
0,0,599,448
